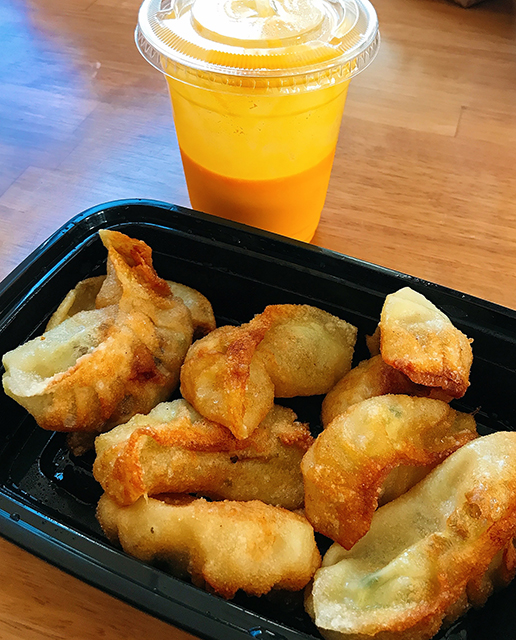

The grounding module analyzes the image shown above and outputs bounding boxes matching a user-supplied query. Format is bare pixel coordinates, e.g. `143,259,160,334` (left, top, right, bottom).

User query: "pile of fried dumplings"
3,230,516,640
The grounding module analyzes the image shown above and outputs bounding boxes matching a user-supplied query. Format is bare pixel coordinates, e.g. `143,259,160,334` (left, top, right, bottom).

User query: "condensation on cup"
136,0,380,242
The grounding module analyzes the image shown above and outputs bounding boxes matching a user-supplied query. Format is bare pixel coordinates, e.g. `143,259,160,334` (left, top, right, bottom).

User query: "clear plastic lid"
136,0,380,86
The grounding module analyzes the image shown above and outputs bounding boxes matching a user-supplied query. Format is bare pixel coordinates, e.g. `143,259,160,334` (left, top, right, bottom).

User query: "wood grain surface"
0,0,515,637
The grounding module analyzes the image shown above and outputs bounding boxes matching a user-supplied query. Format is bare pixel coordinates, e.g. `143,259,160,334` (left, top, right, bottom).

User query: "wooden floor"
0,0,515,638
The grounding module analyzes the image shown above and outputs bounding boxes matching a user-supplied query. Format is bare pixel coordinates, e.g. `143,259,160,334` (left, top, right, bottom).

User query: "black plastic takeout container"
1,199,516,640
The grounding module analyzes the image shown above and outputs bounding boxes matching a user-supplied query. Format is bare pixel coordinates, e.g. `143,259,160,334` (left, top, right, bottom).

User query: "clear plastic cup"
136,0,379,242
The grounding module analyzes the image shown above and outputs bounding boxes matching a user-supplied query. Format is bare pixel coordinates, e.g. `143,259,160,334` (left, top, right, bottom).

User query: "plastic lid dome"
136,0,380,83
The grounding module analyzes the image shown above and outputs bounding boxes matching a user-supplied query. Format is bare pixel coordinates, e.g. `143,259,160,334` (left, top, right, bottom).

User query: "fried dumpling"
378,287,473,398
165,281,216,339
302,395,478,549
45,276,104,331
180,304,357,439
306,432,516,640
2,230,194,433
97,493,321,599
321,355,453,427
93,400,313,509
46,276,215,339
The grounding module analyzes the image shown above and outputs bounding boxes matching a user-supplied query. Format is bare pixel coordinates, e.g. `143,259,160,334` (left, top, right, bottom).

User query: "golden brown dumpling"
166,281,215,339
45,276,104,330
97,493,321,599
378,287,473,398
321,355,453,427
2,230,194,433
93,400,313,509
46,276,215,339
180,304,357,439
306,432,516,640
302,395,477,549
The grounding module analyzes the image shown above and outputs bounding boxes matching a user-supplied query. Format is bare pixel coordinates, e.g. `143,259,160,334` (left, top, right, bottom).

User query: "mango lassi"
181,149,337,240
136,0,379,241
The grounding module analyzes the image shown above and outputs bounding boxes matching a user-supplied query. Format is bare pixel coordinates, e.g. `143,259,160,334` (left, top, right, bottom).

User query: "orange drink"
137,0,379,242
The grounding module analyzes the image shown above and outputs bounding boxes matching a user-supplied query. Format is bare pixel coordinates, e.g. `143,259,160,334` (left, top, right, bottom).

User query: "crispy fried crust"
45,275,215,340
306,432,516,640
2,230,194,433
378,287,473,398
93,400,313,508
180,305,357,439
97,494,321,598
321,356,453,427
180,324,272,441
302,395,478,549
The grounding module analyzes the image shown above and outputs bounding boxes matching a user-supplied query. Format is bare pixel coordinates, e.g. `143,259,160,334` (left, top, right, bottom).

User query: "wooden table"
0,0,515,637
